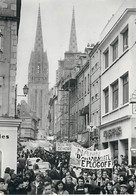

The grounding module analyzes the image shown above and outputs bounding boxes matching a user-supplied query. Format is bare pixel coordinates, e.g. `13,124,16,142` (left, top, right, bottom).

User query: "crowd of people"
0,147,136,194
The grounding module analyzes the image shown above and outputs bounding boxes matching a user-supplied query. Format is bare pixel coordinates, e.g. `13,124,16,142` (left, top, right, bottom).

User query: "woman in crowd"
55,181,69,195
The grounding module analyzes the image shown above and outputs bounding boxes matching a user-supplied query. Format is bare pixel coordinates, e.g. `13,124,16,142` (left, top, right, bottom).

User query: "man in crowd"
42,183,57,195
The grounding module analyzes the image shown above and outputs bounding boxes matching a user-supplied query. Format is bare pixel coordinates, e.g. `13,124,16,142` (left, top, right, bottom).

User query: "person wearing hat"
120,184,128,194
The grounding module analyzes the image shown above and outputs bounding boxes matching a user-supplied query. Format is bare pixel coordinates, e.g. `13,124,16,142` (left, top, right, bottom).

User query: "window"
104,87,109,113
88,74,89,93
122,73,129,104
37,64,40,73
85,77,86,95
82,80,83,96
104,49,109,69
112,39,118,61
112,81,118,110
123,29,128,52
78,82,81,98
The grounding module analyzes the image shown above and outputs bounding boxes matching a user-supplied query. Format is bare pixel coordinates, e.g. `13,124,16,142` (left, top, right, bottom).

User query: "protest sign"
70,143,112,169
56,142,71,152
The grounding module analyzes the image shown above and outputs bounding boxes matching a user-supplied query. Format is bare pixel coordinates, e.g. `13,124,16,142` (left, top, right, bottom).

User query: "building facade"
28,6,49,136
0,0,21,176
17,100,39,142
89,43,101,149
0,0,21,117
99,0,136,165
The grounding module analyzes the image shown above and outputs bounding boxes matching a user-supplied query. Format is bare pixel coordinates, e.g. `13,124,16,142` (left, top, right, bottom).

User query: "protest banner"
70,143,112,169
56,142,71,152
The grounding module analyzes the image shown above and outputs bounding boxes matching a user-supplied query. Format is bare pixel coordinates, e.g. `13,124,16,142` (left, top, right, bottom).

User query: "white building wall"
99,5,136,164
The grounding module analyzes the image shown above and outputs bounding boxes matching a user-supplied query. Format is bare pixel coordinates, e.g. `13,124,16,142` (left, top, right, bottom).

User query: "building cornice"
99,8,136,48
0,118,21,127
100,115,131,129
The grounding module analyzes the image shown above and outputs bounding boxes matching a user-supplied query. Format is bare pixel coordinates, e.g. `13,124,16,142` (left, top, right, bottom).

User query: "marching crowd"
0,147,136,194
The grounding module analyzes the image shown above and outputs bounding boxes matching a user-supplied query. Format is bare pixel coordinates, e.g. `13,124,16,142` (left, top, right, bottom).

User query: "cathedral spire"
34,4,43,51
69,7,78,53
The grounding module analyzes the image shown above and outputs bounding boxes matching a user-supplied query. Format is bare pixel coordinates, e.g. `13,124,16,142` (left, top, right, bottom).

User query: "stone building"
0,0,21,176
17,100,39,142
0,0,21,117
28,5,49,137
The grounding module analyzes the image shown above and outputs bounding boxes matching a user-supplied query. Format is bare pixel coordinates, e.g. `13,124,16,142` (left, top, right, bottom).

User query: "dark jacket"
74,185,85,194
65,183,75,194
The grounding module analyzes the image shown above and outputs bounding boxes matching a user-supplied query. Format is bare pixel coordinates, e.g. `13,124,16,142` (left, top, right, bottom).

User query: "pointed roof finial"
34,4,44,52
69,7,78,53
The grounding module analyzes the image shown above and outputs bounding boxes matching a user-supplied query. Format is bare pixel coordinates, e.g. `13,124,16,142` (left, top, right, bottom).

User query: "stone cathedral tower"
28,5,49,136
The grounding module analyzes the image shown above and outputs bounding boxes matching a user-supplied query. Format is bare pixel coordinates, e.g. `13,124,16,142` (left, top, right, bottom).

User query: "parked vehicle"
27,157,43,169
34,161,51,174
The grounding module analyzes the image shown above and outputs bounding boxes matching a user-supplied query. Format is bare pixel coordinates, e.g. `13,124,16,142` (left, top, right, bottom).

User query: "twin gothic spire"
34,5,78,53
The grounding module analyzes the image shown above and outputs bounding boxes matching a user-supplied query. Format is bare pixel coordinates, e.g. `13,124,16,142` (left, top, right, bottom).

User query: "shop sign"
103,127,122,139
0,134,9,139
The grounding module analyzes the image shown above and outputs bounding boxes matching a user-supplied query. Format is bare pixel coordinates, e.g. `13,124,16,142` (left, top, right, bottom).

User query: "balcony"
62,73,76,90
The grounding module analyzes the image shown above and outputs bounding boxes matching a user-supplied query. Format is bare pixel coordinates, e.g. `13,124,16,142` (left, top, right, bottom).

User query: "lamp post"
88,122,94,148
15,84,29,118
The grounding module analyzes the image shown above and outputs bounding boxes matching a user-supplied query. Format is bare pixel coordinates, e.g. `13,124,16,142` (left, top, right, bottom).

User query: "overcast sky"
16,0,124,100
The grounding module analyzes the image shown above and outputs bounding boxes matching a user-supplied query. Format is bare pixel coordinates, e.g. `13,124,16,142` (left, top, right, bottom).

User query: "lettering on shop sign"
0,134,9,139
103,127,122,139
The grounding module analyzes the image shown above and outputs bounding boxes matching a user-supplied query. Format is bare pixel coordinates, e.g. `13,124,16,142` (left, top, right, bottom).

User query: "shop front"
100,117,133,164
0,118,21,177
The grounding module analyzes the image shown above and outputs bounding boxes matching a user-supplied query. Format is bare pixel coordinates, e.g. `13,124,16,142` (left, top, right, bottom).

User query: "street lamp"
23,85,29,96
87,122,94,148
15,84,29,118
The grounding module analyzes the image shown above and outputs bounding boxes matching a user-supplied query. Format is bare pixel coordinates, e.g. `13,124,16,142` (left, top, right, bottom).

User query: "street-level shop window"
111,38,118,62
104,48,109,69
104,87,109,113
122,73,129,104
112,80,118,110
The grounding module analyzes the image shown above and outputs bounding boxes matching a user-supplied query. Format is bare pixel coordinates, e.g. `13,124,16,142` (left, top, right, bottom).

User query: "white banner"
56,142,71,152
70,143,112,169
